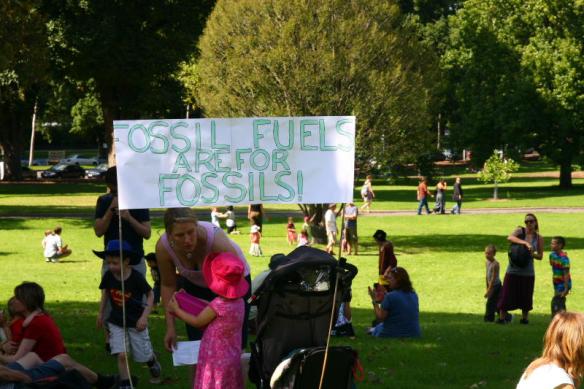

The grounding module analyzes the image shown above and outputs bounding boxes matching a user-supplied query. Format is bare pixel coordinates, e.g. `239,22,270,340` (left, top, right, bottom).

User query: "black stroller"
249,246,360,389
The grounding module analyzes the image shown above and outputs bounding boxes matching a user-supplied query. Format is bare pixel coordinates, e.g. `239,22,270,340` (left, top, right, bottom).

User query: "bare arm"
96,289,107,328
507,228,530,247
156,240,178,351
136,290,154,331
368,287,389,321
169,297,216,329
94,197,116,237
0,338,36,363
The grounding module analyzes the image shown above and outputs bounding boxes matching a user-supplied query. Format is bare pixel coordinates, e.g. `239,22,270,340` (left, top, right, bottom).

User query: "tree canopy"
442,0,584,187
43,0,215,163
190,0,437,171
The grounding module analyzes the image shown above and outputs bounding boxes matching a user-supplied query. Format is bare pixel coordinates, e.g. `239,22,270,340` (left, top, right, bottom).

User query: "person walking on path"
434,180,447,214
417,177,432,215
451,177,463,214
498,213,544,325
360,175,375,213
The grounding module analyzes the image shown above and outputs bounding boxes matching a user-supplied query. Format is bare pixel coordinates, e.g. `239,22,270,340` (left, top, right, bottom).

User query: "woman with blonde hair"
517,311,584,388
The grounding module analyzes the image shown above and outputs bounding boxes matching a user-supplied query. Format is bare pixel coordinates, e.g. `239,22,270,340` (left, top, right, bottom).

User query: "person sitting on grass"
550,236,571,317
0,298,25,356
484,244,502,322
516,311,584,389
43,226,72,263
0,352,117,389
0,282,66,365
94,240,161,389
367,267,420,338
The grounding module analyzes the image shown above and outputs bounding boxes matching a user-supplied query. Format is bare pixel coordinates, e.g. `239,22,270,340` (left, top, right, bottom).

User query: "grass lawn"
1,212,582,388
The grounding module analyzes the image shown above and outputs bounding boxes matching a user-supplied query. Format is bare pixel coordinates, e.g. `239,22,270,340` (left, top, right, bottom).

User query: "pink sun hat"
203,252,249,299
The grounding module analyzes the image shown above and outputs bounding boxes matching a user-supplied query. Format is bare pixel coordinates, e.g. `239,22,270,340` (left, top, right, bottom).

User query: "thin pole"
319,205,345,389
28,100,38,167
118,207,134,388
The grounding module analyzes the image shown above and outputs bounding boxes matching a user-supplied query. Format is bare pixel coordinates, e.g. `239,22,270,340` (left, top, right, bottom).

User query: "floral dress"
194,297,244,389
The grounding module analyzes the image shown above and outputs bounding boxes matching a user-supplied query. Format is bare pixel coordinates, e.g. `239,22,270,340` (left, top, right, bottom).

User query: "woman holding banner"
156,208,252,352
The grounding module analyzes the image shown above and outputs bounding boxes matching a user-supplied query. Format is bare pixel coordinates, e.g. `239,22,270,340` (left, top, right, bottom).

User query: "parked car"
41,163,86,179
86,163,108,179
59,154,99,166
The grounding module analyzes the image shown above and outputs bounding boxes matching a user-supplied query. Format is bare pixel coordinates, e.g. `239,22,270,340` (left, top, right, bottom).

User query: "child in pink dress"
168,252,249,389
286,217,297,245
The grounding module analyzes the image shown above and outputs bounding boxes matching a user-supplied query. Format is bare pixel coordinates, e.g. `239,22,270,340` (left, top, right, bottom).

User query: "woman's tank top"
161,221,250,286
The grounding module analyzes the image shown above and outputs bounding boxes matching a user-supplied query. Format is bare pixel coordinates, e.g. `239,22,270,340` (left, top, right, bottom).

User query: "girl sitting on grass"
517,311,584,389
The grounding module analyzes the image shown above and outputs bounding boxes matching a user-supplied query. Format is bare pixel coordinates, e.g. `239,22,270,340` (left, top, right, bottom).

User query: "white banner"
114,117,355,209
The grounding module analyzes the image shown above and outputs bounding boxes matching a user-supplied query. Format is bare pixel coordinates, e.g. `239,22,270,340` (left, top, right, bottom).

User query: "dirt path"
3,206,584,219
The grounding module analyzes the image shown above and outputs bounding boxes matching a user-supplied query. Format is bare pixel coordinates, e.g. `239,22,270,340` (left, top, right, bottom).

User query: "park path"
3,206,584,219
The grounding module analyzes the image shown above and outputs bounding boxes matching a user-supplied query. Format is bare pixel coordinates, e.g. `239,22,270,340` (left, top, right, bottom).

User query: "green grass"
2,175,584,217
1,213,583,388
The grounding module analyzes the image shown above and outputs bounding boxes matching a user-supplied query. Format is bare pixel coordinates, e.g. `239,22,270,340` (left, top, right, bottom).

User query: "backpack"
508,227,532,268
360,185,368,196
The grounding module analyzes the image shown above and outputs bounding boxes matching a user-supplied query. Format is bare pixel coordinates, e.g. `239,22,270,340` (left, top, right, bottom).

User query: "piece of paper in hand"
172,341,201,366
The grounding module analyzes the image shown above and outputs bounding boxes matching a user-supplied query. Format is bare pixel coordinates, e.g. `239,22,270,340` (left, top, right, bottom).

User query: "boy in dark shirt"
94,240,161,389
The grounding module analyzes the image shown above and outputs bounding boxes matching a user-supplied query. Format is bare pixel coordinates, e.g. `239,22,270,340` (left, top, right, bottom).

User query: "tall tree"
443,0,584,187
43,0,215,164
188,0,436,231
192,0,436,172
0,1,48,179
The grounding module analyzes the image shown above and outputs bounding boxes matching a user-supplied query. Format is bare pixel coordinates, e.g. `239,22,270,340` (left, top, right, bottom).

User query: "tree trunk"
99,86,119,166
493,182,498,200
559,159,573,189
0,95,27,180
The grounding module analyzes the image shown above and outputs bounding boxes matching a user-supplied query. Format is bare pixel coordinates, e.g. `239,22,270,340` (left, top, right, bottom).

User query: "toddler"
249,220,262,257
297,229,310,247
145,252,161,309
286,217,297,245
550,236,571,316
95,240,161,389
0,297,25,355
225,206,239,234
484,244,501,322
168,252,248,389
